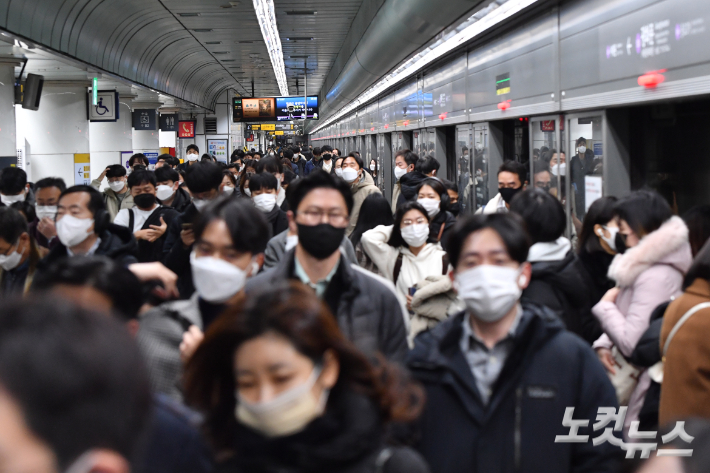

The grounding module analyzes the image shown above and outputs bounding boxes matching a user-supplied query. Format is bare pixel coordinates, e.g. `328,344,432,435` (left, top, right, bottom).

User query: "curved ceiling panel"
0,0,237,110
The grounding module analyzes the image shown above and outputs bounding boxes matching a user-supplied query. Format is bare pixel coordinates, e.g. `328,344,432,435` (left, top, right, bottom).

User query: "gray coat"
263,229,358,270
247,250,409,363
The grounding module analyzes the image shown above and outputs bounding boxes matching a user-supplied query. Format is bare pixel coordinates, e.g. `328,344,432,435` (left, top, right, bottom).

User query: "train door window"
379,133,393,202
566,114,604,235
473,124,490,214
413,131,420,155
456,124,473,214
425,128,436,157
529,115,563,203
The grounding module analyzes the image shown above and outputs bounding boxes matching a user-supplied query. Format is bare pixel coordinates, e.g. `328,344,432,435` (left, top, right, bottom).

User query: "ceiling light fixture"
193,29,213,33
285,37,314,41
252,0,289,96
312,0,538,134
285,11,316,15
179,13,200,17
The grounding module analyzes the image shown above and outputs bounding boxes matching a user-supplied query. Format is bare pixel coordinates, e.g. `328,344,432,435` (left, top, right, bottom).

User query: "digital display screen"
233,96,318,122
275,96,319,121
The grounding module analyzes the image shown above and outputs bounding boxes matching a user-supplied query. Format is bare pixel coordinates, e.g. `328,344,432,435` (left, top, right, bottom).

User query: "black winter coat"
396,171,428,209
246,250,409,363
263,205,289,239
126,207,180,263
522,251,601,344
162,203,200,299
428,211,456,251
577,249,615,308
408,304,621,473
159,186,192,215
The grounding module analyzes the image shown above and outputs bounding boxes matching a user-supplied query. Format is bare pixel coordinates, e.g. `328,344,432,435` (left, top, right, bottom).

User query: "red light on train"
439,112,448,120
384,124,389,129
370,127,375,131
638,70,666,88
498,101,511,111
404,120,410,126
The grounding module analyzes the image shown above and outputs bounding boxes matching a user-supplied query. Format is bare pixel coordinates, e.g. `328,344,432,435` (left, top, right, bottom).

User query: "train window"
456,124,473,214
568,115,603,235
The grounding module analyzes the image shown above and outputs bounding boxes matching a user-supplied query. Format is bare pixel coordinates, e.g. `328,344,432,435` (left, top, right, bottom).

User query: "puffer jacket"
409,275,463,343
592,216,692,430
246,250,409,363
347,171,382,236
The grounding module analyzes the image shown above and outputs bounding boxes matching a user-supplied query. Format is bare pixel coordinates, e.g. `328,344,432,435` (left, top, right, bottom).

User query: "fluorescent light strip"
252,0,289,96
312,0,538,134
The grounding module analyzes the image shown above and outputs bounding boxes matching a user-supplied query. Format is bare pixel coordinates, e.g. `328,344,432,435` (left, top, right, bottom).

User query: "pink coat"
592,216,692,430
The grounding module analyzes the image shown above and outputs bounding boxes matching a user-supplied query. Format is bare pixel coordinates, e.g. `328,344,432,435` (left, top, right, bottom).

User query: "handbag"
609,345,642,406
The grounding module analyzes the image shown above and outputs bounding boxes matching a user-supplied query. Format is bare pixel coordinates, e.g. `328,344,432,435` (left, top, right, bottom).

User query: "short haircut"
442,179,458,193
194,199,270,255
614,190,673,238
256,156,283,174
509,189,566,244
533,160,551,176
11,201,36,223
283,169,297,186
106,164,126,179
34,177,67,193
498,160,527,185
416,156,441,175
158,154,179,167
185,162,223,194
128,153,149,167
388,201,433,248
283,149,294,160
127,169,157,189
395,149,419,168
201,154,215,163
186,144,199,154
0,206,28,244
59,185,106,218
343,154,364,169
321,145,333,153
576,137,587,146
447,213,531,267
0,167,27,195
248,172,278,193
287,169,354,215
155,166,180,183
31,256,144,321
313,147,321,156
0,297,151,470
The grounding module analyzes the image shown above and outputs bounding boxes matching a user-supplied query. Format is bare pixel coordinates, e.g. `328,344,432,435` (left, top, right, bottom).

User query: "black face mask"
134,193,156,209
615,233,628,254
296,223,345,260
499,186,522,204
449,202,461,217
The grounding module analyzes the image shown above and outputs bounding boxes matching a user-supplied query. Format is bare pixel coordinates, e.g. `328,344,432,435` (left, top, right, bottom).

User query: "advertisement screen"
275,96,319,121
233,96,318,122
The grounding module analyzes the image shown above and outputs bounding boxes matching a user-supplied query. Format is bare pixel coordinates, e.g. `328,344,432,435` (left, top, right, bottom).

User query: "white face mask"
341,168,359,183
334,168,343,178
190,251,255,303
578,146,587,154
186,153,199,162
244,188,252,197
253,193,276,213
285,234,299,252
0,241,23,271
455,265,524,323
394,166,407,180
598,225,619,252
551,162,567,177
35,205,57,221
370,164,376,171
108,180,125,193
417,198,440,218
400,223,429,248
193,198,211,212
235,366,328,438
56,215,94,248
222,186,235,195
1,192,24,206
156,185,175,201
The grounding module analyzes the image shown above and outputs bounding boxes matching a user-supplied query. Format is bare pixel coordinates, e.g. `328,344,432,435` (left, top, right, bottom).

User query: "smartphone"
409,287,417,297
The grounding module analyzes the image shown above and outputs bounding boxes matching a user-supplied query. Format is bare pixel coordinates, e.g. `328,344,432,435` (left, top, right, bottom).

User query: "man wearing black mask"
246,170,409,362
477,160,527,214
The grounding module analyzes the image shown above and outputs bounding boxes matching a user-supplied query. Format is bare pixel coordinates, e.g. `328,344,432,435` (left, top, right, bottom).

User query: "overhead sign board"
88,90,119,122
178,120,196,138
132,109,156,130
159,114,178,132
233,96,319,122
261,124,275,131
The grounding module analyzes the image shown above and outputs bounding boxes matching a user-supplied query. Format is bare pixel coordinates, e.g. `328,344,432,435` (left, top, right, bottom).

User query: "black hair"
416,178,449,212
685,238,710,289
576,137,587,147
201,154,215,163
194,198,269,255
31,256,144,321
0,167,27,195
222,170,237,187
540,146,549,154
128,153,149,167
255,156,283,174
350,193,394,248
343,153,364,169
158,154,179,167
59,185,106,219
313,147,321,156
498,160,527,186
395,149,419,168
283,149,294,160
442,179,458,193
106,164,127,179
127,169,156,189
509,189,566,244
185,162,223,194
186,144,200,154
155,166,180,184
10,201,36,223
388,201,432,249
0,297,151,470
683,205,710,258
34,177,66,193
416,156,441,175
613,190,672,238
578,196,618,254
287,169,354,215
447,213,531,267
0,206,28,244
321,145,333,153
283,169,297,186
248,172,278,193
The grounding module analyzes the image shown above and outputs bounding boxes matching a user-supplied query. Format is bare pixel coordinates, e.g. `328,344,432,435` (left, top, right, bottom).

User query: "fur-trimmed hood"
608,216,692,287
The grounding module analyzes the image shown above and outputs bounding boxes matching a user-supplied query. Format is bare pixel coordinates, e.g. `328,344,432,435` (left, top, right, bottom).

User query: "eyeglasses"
402,217,427,226
298,209,349,227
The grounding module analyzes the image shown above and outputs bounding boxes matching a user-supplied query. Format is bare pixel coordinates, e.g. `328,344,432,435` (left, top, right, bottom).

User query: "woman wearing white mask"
183,282,429,473
220,170,239,197
0,207,40,296
249,173,289,239
138,199,270,400
416,179,457,251
361,201,449,308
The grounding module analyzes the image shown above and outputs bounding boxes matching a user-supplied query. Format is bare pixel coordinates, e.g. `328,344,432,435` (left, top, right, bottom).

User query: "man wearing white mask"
138,199,269,400
391,149,418,214
0,166,32,207
29,177,65,252
0,207,40,296
91,164,134,221
37,185,138,272
571,137,596,217
341,152,381,237
248,173,288,239
155,166,191,213
407,213,619,473
178,144,201,171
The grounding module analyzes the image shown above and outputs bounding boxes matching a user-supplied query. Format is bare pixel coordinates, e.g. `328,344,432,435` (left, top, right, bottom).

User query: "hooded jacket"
408,305,620,473
347,171,382,236
593,216,692,430
91,178,134,221
522,237,599,343
395,171,427,209
246,250,409,363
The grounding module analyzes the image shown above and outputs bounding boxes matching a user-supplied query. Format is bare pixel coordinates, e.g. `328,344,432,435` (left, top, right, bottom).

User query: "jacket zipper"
515,387,522,471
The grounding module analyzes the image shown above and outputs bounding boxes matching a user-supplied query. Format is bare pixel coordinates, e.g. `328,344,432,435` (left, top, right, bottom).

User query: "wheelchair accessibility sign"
88,90,119,122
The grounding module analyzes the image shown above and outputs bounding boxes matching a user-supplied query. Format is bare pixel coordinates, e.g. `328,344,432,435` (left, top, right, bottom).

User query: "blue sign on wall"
593,142,603,156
